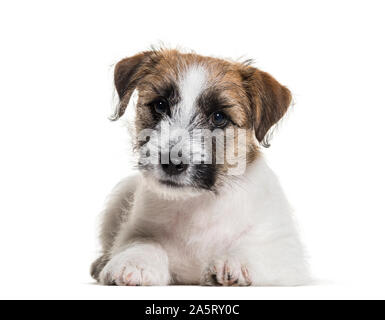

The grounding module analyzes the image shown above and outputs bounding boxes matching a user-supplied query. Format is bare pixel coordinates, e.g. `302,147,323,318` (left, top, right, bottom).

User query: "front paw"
99,248,170,286
201,257,252,286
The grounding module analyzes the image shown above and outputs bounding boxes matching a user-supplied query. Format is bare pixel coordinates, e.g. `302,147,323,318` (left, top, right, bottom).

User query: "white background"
0,0,384,300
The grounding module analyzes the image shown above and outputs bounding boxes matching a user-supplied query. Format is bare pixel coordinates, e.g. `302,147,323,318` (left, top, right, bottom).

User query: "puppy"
91,49,309,286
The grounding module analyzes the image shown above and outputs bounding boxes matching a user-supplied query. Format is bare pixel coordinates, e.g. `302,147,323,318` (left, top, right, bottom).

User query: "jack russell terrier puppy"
91,49,309,286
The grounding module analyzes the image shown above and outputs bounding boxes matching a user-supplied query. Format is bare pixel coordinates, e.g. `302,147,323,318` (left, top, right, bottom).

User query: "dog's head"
112,49,291,197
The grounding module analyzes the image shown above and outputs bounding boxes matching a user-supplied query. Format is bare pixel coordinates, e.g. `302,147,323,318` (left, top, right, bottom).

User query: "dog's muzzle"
159,151,189,176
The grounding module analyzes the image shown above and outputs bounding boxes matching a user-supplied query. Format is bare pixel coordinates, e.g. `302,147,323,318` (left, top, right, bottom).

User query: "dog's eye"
152,99,169,114
211,111,228,128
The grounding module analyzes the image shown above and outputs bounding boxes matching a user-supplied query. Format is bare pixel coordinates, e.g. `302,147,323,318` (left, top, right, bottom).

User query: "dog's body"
91,49,309,286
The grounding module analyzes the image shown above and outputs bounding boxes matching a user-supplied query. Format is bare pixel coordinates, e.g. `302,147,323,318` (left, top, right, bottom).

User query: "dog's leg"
90,255,110,281
201,255,252,286
99,243,171,286
201,235,309,286
99,177,138,253
90,176,138,281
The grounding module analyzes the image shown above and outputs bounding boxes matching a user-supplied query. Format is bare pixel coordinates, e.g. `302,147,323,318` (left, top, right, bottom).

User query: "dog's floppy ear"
241,66,292,147
111,51,157,120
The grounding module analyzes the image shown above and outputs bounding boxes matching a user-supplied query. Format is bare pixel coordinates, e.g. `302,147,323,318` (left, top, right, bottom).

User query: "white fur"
98,156,310,286
173,64,208,127
100,243,170,286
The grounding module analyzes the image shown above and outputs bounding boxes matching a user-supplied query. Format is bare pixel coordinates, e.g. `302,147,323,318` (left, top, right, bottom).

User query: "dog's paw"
201,257,252,286
99,249,170,286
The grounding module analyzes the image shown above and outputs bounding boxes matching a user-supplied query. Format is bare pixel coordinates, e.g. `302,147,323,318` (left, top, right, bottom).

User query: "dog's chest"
135,194,252,283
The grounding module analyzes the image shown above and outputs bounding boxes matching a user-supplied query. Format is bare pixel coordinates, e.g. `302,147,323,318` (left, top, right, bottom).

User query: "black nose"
160,152,189,176
161,162,188,176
